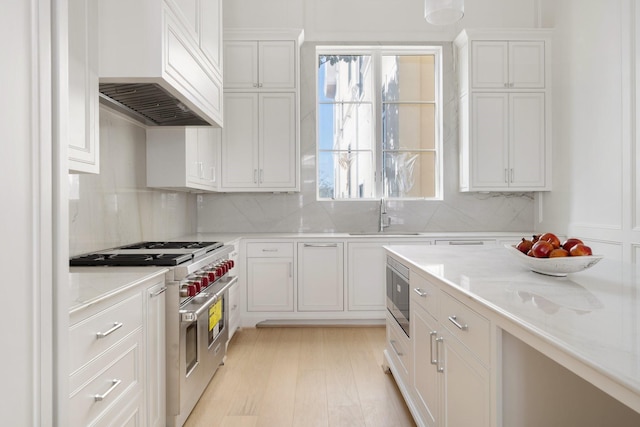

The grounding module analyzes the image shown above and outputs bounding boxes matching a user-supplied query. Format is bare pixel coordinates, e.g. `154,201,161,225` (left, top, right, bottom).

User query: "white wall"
223,0,540,41
538,0,639,262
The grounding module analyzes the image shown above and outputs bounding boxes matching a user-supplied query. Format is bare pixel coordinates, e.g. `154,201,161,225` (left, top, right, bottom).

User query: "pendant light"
424,0,464,25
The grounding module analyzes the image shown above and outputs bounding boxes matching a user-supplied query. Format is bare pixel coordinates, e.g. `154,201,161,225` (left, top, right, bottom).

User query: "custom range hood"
99,83,211,126
98,0,223,127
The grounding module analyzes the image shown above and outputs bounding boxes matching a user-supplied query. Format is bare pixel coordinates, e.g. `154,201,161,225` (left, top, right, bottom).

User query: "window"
317,46,443,200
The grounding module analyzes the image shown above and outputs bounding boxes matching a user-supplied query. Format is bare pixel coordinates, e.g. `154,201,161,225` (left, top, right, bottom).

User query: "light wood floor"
183,326,416,427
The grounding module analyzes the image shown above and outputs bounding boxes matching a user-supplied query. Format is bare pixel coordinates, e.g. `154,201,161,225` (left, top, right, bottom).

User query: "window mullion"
373,50,384,199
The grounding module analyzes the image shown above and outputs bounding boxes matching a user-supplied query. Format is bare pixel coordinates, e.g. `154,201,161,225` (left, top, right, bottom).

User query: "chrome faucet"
379,198,390,232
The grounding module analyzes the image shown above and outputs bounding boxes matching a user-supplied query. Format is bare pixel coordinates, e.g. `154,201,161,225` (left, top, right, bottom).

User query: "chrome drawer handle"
448,315,468,331
261,248,279,252
149,286,167,298
96,322,123,339
436,337,444,372
390,339,403,357
94,379,122,402
413,288,427,297
303,243,338,247
430,331,438,365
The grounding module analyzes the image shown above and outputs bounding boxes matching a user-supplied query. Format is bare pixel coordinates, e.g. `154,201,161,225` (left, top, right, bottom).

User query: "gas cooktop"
69,241,225,267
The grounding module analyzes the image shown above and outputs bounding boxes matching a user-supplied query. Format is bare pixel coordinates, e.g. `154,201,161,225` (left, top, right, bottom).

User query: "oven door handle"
180,293,219,323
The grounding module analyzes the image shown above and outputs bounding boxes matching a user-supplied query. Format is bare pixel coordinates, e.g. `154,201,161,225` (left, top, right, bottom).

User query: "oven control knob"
191,280,201,293
206,271,216,281
179,286,189,297
198,275,209,288
216,266,224,277
186,284,197,297
228,260,235,269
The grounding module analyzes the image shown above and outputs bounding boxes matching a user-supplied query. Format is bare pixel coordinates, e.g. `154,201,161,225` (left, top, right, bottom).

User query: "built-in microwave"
386,256,410,337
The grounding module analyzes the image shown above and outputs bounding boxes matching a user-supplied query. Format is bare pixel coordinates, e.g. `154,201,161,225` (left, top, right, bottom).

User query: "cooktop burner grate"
70,252,193,267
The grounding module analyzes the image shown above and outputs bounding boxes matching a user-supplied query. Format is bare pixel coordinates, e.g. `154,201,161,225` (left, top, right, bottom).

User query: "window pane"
381,55,435,102
382,103,435,150
318,151,374,199
384,151,436,198
318,103,374,151
318,55,372,102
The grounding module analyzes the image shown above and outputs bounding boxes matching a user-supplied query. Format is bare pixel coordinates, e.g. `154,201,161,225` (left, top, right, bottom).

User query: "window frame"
315,45,444,201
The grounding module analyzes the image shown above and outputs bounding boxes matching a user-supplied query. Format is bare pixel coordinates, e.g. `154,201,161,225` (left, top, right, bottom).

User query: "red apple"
516,238,533,254
531,240,554,258
569,244,592,256
562,238,584,253
539,232,561,249
549,248,569,258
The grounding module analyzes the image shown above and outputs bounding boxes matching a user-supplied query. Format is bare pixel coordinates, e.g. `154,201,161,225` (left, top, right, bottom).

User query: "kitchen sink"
348,232,421,236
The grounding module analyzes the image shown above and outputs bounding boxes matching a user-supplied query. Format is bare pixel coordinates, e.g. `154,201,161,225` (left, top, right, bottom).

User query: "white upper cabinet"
146,127,219,192
68,0,99,174
224,40,296,90
456,29,552,192
471,41,545,89
219,29,302,192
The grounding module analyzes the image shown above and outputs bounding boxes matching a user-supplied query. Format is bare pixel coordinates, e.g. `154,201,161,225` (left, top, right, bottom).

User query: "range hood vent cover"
99,83,210,126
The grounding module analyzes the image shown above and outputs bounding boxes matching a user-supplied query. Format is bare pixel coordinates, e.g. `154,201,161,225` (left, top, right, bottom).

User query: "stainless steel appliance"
386,256,410,337
70,241,237,427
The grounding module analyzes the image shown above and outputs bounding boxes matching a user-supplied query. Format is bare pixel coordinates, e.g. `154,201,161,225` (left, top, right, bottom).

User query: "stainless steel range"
70,241,236,427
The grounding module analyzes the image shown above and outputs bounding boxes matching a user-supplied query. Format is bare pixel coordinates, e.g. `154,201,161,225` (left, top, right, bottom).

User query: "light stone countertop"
69,267,169,315
385,244,640,413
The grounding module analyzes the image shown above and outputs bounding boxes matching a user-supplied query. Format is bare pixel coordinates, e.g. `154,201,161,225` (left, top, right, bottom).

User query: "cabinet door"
68,0,99,173
224,41,259,89
247,257,294,312
259,41,296,89
441,330,491,427
259,93,297,188
221,93,259,188
145,282,166,427
197,127,217,188
347,242,388,311
509,93,545,188
185,128,201,185
471,41,508,89
297,243,344,311
199,0,222,72
509,41,545,88
413,306,440,427
470,93,509,189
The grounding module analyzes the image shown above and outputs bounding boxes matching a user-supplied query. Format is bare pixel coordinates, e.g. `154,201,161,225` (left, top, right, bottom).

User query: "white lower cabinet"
69,273,166,427
440,327,491,427
297,242,344,311
347,242,387,311
145,281,166,427
387,266,493,427
246,242,294,312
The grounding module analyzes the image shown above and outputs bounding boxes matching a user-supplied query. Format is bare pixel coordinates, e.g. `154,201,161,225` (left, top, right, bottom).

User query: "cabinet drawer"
387,313,412,380
441,291,490,365
69,330,143,427
69,292,143,374
246,242,293,257
410,271,439,318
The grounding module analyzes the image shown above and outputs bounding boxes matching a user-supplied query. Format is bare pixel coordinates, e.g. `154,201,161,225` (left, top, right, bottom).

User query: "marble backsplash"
197,42,535,234
69,108,197,256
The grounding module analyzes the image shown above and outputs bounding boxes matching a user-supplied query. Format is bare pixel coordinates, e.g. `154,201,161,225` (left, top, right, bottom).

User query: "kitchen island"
385,244,640,426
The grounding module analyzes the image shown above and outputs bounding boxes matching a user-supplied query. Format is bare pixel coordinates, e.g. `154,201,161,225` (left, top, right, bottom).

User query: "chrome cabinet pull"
253,169,258,183
390,339,403,357
510,168,514,183
430,331,438,365
261,248,279,252
448,315,468,331
303,243,338,248
448,241,484,246
436,337,444,372
413,288,427,297
96,322,123,339
149,286,167,298
94,379,122,402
